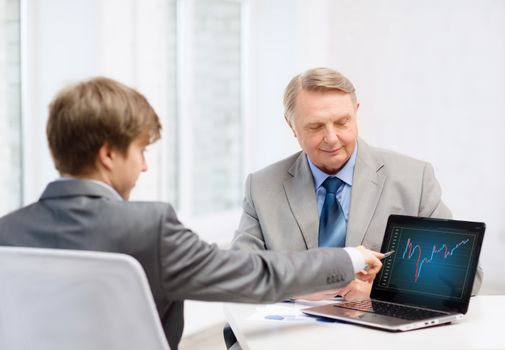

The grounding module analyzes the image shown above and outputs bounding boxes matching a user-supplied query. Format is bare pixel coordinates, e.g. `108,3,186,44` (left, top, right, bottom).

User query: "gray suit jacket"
232,139,482,293
0,180,356,349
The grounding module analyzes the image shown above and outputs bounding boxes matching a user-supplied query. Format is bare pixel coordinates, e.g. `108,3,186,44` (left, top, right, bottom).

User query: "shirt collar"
307,143,358,190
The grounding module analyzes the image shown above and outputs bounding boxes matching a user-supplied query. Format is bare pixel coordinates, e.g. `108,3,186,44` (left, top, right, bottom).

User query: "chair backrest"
0,247,170,350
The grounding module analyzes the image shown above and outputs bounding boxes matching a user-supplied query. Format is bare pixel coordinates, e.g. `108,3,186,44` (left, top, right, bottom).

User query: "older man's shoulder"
361,140,429,173
250,151,304,179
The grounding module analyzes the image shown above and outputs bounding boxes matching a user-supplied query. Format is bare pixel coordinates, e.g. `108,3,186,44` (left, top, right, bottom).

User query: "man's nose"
323,126,340,144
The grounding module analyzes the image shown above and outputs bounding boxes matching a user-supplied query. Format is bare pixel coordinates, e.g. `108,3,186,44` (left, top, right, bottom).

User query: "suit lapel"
346,139,386,246
283,153,319,249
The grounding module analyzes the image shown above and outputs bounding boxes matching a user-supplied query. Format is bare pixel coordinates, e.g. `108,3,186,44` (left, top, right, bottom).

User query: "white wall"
246,0,505,294
244,0,300,173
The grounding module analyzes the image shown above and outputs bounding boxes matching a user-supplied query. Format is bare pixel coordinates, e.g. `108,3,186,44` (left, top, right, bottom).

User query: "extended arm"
159,204,359,303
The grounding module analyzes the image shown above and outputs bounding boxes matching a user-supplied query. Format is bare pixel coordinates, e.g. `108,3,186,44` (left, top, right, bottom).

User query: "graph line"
401,238,469,282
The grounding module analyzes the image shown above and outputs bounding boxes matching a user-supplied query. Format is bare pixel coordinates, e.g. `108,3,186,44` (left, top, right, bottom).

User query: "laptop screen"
371,215,485,313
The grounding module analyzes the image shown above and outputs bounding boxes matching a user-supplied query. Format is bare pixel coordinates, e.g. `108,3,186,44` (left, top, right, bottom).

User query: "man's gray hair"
283,67,357,121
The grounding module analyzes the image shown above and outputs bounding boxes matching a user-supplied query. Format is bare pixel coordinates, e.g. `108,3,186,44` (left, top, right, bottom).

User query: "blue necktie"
318,177,347,247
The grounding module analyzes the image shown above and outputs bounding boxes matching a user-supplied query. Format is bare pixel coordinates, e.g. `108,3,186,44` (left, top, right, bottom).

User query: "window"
0,0,21,216
177,0,244,218
9,0,245,238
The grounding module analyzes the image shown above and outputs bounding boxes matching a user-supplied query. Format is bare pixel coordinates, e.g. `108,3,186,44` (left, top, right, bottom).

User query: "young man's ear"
97,143,116,171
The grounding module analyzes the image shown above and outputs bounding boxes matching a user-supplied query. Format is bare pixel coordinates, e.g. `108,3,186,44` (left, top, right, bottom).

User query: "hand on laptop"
294,280,372,301
355,246,383,282
293,246,383,301
335,279,373,301
293,288,342,301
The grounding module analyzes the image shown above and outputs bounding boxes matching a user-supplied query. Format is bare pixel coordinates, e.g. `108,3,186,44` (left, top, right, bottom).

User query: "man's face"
110,136,149,200
287,89,359,174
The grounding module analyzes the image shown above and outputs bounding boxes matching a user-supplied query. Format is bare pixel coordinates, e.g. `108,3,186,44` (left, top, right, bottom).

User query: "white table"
224,295,505,350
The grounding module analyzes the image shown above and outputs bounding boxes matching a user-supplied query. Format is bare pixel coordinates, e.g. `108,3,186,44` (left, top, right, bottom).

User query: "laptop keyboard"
334,300,447,321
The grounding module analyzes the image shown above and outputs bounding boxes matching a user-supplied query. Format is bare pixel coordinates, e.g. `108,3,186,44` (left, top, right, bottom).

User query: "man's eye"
337,119,349,127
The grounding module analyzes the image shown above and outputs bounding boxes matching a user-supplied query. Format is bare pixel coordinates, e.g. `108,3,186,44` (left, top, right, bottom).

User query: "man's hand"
335,279,373,301
294,288,342,301
294,279,372,301
355,245,383,282
293,246,382,301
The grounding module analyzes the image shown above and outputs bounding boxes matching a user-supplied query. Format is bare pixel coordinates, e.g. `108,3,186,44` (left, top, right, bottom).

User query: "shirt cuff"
343,247,366,274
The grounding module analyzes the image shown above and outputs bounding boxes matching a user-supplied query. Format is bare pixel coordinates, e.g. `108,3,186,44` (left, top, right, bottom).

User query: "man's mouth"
321,147,342,155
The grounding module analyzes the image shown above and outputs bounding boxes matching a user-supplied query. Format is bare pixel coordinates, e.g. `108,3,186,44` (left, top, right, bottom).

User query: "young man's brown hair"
46,77,161,175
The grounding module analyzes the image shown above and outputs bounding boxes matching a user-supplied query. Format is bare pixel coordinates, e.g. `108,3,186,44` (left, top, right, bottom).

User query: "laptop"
303,214,485,331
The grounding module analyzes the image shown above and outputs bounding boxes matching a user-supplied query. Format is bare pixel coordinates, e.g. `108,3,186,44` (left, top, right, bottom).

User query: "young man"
0,77,383,350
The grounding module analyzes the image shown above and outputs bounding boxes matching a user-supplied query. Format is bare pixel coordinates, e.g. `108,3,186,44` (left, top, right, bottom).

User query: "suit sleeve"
158,204,355,303
230,173,269,251
420,162,483,294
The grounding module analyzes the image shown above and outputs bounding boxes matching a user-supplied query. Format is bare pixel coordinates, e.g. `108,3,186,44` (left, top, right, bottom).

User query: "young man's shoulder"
108,199,177,220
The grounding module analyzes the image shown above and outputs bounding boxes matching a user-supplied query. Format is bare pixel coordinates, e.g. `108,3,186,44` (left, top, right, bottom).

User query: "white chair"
0,247,170,350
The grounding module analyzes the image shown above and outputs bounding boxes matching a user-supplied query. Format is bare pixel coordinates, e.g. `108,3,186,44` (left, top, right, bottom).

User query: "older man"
232,67,482,300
